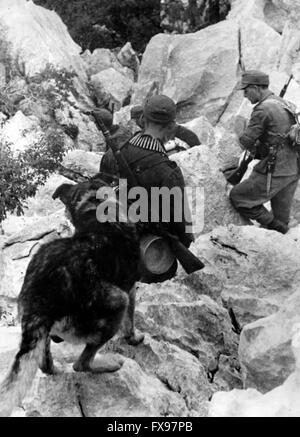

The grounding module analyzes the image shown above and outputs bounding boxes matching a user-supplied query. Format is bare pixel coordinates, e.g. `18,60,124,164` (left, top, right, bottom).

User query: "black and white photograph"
0,0,299,420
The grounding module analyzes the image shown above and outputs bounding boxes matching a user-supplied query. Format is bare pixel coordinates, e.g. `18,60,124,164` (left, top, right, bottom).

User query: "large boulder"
62,150,102,177
132,20,240,125
229,0,289,33
188,225,300,327
238,288,300,392
81,47,134,82
209,323,300,416
0,329,188,417
183,116,215,147
132,16,286,126
90,68,134,111
170,146,246,235
230,0,300,82
132,278,238,371
0,0,87,81
105,333,212,416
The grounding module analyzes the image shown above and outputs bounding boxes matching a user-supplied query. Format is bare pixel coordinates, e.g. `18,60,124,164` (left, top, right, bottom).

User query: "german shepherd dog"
0,175,144,417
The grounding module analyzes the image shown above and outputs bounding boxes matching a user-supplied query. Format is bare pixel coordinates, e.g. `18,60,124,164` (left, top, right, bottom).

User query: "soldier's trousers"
230,171,300,226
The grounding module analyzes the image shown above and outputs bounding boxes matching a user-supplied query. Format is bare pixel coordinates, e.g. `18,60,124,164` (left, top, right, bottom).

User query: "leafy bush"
0,128,65,224
27,64,78,111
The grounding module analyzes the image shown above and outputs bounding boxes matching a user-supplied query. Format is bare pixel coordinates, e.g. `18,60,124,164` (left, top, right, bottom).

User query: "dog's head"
52,176,139,237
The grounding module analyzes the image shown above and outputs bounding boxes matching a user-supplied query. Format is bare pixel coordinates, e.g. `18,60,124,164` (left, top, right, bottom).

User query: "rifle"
279,74,293,98
92,111,138,188
57,163,90,183
92,111,205,275
224,150,254,185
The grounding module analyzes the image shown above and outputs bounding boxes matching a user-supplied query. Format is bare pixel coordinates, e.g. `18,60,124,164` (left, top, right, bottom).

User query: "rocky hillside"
1,0,300,417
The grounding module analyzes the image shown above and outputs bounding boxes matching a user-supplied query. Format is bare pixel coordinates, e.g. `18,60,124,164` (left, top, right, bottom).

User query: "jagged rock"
229,0,289,33
190,225,300,328
82,48,134,82
54,106,105,152
184,116,215,147
238,288,300,393
230,0,300,82
132,20,240,125
133,279,238,369
170,146,246,235
23,359,188,417
1,174,73,239
212,126,241,169
0,210,73,315
132,15,286,126
117,42,139,79
62,149,102,177
279,21,300,81
240,18,281,71
0,111,40,154
209,323,300,416
90,68,134,111
0,0,87,81
105,333,212,416
0,328,187,417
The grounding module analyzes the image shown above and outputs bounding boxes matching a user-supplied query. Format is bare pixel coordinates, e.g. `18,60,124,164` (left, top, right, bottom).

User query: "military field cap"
237,70,270,90
143,94,176,124
92,108,113,128
130,105,143,119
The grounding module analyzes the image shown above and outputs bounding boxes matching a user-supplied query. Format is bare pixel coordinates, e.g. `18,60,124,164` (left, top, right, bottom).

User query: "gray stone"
105,334,212,416
90,68,134,111
190,225,300,326
134,280,237,369
239,288,300,393
132,20,240,125
209,324,300,416
170,146,246,236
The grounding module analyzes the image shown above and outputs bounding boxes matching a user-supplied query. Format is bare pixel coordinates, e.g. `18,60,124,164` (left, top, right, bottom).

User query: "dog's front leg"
123,284,144,346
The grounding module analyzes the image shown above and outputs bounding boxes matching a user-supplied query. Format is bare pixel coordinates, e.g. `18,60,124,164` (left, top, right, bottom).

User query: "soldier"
100,95,195,281
230,70,300,234
130,104,201,148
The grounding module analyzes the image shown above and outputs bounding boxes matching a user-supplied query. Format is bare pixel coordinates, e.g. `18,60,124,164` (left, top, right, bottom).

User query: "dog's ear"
52,183,75,206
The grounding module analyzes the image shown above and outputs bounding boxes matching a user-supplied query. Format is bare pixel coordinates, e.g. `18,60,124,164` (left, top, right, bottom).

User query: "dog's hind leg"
38,334,58,375
123,284,144,346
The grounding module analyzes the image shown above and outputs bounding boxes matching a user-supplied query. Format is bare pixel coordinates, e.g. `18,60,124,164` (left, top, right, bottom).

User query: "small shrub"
0,127,66,224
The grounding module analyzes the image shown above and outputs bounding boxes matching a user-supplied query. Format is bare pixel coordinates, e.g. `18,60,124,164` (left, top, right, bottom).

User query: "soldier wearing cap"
230,70,300,234
130,104,201,149
100,94,194,280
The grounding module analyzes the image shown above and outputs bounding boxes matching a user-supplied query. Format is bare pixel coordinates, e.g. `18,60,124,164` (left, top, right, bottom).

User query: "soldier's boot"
267,218,288,234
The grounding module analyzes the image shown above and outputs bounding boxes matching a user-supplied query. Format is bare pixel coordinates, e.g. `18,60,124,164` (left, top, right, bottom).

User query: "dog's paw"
124,332,145,346
73,355,125,373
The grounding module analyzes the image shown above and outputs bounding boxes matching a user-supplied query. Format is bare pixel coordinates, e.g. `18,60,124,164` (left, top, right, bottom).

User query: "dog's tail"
0,323,47,417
